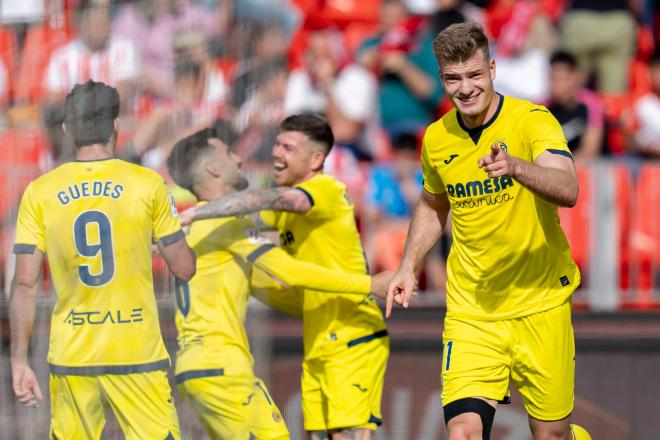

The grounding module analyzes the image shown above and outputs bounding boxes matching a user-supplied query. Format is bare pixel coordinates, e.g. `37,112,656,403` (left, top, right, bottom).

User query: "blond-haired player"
387,22,592,440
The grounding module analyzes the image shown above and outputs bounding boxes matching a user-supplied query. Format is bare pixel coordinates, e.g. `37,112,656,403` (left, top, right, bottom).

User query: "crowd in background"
0,0,659,293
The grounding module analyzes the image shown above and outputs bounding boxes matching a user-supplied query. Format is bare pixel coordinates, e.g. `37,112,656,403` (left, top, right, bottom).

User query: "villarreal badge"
272,411,282,423
494,140,508,152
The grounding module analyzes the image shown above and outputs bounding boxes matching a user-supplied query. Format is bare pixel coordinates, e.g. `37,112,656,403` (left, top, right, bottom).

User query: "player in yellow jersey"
9,81,196,440
386,23,592,440
166,128,391,439
181,114,389,440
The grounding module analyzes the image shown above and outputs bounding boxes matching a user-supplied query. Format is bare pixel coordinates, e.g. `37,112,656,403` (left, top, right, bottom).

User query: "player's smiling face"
209,138,249,191
440,49,496,122
272,131,321,186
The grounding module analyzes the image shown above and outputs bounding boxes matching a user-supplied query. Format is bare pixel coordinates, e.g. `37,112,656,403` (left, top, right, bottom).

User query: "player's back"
261,174,386,360
174,214,255,378
14,158,182,373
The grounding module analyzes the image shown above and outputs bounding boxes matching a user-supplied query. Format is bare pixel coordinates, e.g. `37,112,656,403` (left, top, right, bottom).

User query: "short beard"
233,176,249,191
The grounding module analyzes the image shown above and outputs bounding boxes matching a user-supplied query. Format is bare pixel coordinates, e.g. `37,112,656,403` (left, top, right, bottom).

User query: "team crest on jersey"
168,193,179,217
494,140,508,152
272,411,282,423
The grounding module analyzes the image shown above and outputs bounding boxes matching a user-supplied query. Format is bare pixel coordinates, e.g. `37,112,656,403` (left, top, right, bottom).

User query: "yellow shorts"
302,333,389,431
177,371,289,440
49,369,180,440
442,301,575,421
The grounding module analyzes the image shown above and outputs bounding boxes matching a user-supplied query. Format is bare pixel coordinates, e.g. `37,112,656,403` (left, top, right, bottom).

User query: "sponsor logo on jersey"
62,308,143,326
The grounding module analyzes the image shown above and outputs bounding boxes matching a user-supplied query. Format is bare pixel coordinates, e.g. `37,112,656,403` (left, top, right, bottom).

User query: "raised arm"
478,143,578,207
386,189,450,316
180,187,312,225
10,250,45,408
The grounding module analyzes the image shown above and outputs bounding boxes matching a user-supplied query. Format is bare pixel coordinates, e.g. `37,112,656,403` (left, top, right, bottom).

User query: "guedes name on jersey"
446,176,515,198
57,180,124,205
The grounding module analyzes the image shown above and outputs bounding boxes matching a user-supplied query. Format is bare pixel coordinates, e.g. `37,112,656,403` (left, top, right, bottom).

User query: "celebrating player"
386,22,591,440
180,114,389,440
9,80,195,439
167,127,391,439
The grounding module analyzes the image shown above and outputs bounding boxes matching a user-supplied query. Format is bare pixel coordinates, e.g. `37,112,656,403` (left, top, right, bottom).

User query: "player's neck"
75,143,115,161
194,181,234,202
459,93,501,129
290,169,322,186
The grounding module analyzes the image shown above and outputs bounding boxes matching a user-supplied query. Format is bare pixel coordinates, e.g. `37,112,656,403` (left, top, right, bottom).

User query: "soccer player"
166,128,391,439
386,23,592,440
180,114,389,440
9,80,195,439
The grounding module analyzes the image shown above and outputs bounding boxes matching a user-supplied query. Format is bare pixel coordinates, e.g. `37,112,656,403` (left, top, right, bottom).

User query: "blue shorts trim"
347,329,389,348
174,368,225,384
50,358,170,375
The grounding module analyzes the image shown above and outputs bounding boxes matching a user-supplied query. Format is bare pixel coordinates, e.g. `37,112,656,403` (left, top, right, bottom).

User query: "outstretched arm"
478,144,578,207
10,251,44,408
386,190,450,317
180,187,312,225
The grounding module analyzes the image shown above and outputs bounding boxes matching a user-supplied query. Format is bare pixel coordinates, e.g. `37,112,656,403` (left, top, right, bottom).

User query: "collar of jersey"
456,93,504,144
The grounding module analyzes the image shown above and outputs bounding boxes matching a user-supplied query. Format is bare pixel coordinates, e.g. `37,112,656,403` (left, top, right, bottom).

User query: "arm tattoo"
308,431,330,440
193,187,311,220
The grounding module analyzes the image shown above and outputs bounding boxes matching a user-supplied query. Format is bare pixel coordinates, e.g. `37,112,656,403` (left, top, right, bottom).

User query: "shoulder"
424,112,457,143
298,174,345,199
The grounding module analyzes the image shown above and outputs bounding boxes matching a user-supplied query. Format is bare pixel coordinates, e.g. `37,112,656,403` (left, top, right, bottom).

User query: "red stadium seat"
600,93,633,155
629,164,660,308
0,26,17,101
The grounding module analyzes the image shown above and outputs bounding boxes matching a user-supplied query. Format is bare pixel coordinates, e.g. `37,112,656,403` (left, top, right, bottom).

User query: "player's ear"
489,58,496,81
310,150,325,171
61,122,68,134
204,161,221,178
113,118,119,132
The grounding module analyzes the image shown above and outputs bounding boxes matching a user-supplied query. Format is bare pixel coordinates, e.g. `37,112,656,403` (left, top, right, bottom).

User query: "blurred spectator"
628,48,660,158
0,57,7,107
43,0,141,105
429,0,467,36
129,59,217,172
358,0,442,144
284,27,381,160
547,50,604,160
489,0,558,102
363,132,446,291
560,0,636,94
113,0,219,97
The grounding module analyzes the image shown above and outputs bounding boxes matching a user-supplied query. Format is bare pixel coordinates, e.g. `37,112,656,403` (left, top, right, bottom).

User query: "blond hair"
432,22,490,65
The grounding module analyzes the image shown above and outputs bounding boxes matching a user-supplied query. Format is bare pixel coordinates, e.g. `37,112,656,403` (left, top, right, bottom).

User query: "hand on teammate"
385,268,418,318
12,362,43,408
370,271,395,299
179,206,197,226
478,143,521,179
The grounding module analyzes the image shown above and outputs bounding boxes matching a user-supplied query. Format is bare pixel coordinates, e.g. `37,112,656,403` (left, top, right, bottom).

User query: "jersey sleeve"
223,234,371,295
295,178,338,221
14,182,45,253
421,138,445,194
152,180,184,245
522,107,571,161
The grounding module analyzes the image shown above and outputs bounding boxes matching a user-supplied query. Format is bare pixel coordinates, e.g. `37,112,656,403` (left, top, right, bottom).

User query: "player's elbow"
172,251,196,282
565,184,579,208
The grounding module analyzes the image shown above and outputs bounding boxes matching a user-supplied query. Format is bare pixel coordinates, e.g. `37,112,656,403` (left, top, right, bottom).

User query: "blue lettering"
492,177,500,192
484,180,493,194
466,181,483,197
103,181,112,197
111,184,123,199
68,184,81,200
446,184,455,197
81,182,90,197
92,181,103,196
500,177,514,189
57,191,69,205
116,310,131,324
455,183,466,198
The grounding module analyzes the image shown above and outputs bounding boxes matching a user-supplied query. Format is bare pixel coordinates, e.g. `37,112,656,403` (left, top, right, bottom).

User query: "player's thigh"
49,373,105,440
251,378,290,440
510,301,575,421
100,370,180,440
302,358,328,432
324,338,389,431
177,374,253,440
442,316,512,406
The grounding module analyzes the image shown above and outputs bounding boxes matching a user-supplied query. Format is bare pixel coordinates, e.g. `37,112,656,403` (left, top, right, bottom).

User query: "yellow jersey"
422,95,580,320
174,209,373,379
14,158,183,373
260,174,386,360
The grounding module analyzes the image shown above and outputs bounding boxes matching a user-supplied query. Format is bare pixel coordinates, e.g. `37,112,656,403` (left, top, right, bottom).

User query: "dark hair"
393,132,419,152
432,21,489,65
550,50,578,69
279,113,334,155
167,128,219,191
174,59,201,80
64,80,120,148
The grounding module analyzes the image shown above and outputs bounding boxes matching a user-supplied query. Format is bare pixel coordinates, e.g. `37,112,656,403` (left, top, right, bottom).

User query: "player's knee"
444,398,495,440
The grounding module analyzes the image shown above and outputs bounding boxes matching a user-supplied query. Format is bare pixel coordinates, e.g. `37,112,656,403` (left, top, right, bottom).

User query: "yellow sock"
570,424,592,440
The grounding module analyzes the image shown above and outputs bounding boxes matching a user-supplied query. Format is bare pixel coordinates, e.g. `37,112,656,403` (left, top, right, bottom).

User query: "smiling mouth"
273,161,286,171
458,95,479,104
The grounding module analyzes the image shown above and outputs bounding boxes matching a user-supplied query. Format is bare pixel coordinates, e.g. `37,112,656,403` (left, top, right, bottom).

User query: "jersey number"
73,211,115,287
174,279,191,317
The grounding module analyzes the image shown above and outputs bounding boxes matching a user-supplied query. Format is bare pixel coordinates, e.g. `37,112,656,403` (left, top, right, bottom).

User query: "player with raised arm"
9,80,195,439
386,23,592,440
180,114,389,440
166,128,391,439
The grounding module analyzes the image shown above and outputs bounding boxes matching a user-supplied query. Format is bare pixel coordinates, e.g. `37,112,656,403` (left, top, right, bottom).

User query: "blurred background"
0,0,659,438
